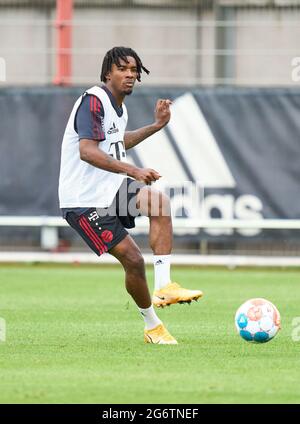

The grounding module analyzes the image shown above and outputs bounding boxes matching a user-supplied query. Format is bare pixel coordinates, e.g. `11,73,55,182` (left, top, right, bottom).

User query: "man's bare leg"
137,186,172,255
109,234,151,308
109,234,177,343
136,186,203,307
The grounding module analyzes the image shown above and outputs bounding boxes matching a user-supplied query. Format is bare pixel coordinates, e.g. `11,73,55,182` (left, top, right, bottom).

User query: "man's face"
106,56,138,95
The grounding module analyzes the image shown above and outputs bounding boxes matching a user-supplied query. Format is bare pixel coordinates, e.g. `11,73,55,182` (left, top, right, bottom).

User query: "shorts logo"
88,211,99,222
101,230,113,243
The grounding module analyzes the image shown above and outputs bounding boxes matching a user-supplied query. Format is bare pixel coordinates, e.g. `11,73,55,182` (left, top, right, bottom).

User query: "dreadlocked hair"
100,46,150,83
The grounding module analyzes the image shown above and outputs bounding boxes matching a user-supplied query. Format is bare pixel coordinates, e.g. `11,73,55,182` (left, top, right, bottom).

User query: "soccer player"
58,47,203,344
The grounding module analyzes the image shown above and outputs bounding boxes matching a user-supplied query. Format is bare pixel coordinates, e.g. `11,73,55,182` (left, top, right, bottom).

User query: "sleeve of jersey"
75,94,106,142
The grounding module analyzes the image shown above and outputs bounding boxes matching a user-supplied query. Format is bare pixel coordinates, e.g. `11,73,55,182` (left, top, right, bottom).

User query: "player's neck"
104,83,124,107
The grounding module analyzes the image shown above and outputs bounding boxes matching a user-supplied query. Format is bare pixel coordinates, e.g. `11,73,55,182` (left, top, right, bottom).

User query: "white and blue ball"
235,298,281,343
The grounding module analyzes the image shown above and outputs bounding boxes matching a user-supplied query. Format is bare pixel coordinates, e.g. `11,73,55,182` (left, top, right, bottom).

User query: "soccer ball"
235,298,281,343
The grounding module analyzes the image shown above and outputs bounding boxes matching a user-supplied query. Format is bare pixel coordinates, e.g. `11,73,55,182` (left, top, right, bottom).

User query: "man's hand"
154,99,172,130
132,167,161,185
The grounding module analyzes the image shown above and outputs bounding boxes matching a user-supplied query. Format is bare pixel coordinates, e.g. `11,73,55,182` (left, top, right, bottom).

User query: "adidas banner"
0,86,299,240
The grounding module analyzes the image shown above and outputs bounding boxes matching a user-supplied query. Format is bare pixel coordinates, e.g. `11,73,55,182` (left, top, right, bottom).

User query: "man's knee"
160,193,171,216
124,249,145,272
151,192,171,217
138,188,171,217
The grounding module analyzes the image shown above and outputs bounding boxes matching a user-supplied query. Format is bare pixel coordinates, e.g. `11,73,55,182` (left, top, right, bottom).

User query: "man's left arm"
124,99,172,150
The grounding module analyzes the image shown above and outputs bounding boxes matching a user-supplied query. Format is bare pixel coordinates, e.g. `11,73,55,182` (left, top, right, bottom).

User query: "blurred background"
0,0,300,265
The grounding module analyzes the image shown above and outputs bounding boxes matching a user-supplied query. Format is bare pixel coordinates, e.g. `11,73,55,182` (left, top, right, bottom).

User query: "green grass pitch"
0,264,300,404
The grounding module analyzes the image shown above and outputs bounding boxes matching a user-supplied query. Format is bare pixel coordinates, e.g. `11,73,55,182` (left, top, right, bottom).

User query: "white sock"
153,254,171,291
138,305,162,330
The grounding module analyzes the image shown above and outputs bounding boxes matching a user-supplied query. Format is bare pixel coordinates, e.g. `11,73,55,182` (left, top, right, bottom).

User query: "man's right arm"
75,95,161,185
79,139,161,185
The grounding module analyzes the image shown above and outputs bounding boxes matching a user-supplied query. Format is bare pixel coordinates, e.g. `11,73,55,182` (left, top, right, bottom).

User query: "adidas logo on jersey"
107,122,119,134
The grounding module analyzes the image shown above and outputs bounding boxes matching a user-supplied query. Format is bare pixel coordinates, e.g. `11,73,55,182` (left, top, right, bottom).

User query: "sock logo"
155,260,163,265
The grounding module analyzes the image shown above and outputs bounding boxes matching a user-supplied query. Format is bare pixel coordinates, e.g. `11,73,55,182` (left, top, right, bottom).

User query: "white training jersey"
58,85,128,208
